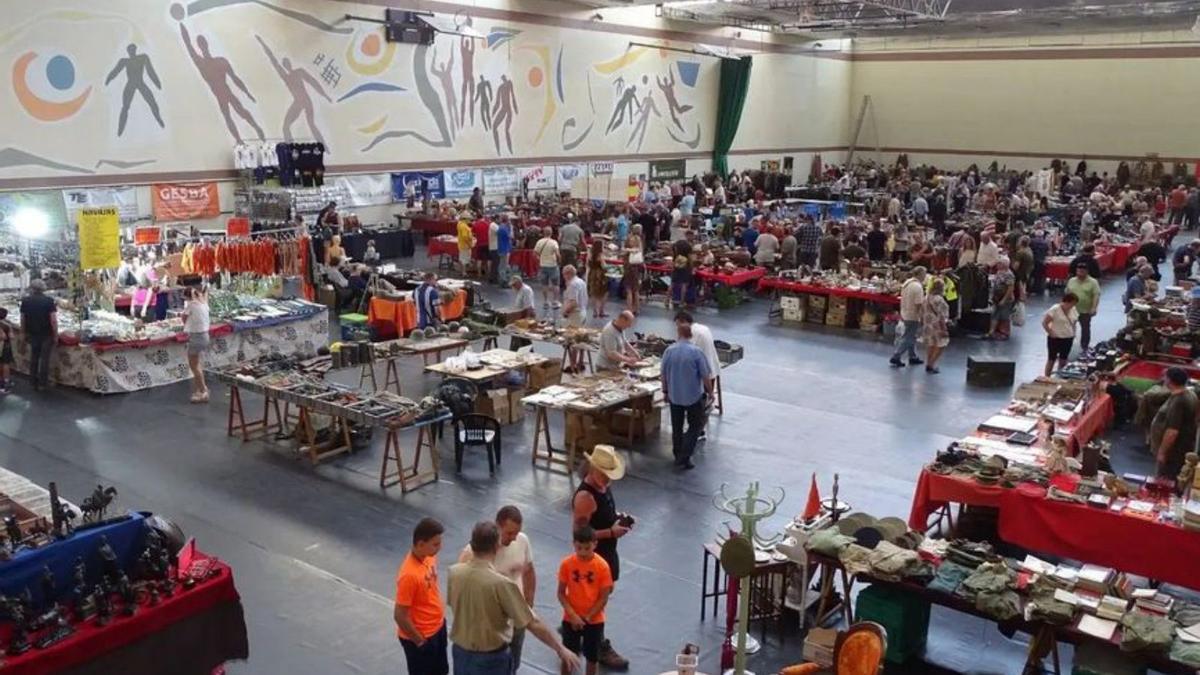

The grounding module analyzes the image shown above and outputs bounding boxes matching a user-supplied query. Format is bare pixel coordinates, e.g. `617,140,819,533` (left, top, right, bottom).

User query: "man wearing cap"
572,446,631,671
1151,367,1198,479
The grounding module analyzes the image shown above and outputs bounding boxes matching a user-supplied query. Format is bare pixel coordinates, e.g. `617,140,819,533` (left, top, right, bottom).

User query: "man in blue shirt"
660,322,712,470
496,216,513,286
679,189,696,218
415,271,442,330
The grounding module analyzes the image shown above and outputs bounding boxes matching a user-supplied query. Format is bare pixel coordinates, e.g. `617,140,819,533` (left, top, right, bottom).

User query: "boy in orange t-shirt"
557,525,613,675
394,517,448,675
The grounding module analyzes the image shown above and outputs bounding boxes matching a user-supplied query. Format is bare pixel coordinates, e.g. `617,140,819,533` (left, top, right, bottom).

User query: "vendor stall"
366,289,468,338
340,228,414,261
760,275,901,334
4,297,329,395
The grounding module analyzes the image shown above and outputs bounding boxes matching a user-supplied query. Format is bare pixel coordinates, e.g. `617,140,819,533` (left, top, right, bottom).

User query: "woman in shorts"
182,286,211,403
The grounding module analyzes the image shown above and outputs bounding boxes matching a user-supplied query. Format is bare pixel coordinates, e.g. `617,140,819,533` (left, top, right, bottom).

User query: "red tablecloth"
1118,358,1200,383
4,559,245,675
695,266,768,286
1061,392,1114,456
410,217,458,238
1106,242,1139,272
998,486,1200,590
509,249,539,277
368,289,467,337
908,469,1007,531
57,323,236,352
757,277,901,306
426,236,459,259
1045,248,1118,281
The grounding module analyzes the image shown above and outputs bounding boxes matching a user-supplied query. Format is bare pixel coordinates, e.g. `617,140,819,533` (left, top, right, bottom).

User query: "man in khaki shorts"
561,265,588,373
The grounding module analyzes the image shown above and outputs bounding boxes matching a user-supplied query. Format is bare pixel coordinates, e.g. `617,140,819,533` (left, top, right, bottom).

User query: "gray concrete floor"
0,261,1155,674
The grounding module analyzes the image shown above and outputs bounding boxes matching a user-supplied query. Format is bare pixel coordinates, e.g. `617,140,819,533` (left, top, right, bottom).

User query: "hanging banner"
333,173,394,207
443,168,483,198
590,161,615,177
134,226,161,245
77,207,120,269
648,159,687,182
517,165,555,191
483,167,520,195
391,171,445,200
62,186,143,222
151,182,220,221
0,191,71,238
555,164,586,192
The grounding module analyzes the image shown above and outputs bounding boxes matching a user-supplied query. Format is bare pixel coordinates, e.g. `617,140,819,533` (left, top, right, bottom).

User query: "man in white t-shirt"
561,265,588,372
488,219,501,284
458,506,536,673
1041,292,1079,377
890,267,927,368
1139,218,1158,245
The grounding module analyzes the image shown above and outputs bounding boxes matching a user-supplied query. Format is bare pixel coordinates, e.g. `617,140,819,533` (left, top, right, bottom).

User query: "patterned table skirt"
10,313,330,394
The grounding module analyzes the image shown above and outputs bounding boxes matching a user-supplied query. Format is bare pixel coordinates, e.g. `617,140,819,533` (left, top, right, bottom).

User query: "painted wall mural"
0,0,722,186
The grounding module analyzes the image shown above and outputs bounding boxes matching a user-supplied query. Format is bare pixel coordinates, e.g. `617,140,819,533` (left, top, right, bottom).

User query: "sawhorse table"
379,413,453,493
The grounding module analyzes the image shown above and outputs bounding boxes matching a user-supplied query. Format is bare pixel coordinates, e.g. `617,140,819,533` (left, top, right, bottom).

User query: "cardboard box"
608,406,663,440
780,295,801,311
828,296,849,313
782,307,804,323
506,387,527,424
476,388,510,423
802,628,837,667
825,312,847,328
566,411,611,453
528,361,563,392
806,309,826,324
806,295,828,312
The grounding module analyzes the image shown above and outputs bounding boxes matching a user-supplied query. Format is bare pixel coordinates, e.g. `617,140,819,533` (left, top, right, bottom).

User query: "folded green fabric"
1120,612,1175,652
807,527,855,557
1170,638,1200,667
927,561,973,595
976,590,1022,621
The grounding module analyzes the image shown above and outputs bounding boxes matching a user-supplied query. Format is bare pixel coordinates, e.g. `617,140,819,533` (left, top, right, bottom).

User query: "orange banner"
151,182,220,221
134,226,161,245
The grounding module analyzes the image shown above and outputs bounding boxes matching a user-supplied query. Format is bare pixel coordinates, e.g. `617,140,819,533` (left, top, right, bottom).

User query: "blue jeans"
453,644,512,675
892,319,920,361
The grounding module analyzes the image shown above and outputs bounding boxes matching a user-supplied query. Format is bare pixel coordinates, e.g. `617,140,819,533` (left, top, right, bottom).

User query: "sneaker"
909,358,924,366
889,358,905,368
925,366,940,374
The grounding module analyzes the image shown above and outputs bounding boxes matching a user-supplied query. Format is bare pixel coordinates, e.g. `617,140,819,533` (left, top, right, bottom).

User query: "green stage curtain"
712,56,753,178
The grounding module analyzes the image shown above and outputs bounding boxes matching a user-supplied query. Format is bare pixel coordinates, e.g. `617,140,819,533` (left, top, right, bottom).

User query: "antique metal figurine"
80,485,118,524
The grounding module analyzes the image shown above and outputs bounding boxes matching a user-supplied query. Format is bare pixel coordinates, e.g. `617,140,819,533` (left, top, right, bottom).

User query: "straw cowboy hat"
586,445,625,481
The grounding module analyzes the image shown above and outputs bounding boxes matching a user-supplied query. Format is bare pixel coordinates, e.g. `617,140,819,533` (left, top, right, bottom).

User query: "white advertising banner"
555,164,586,192
518,165,555,191
62,186,144,222
482,167,520,195
333,173,394,207
590,161,615,177
443,168,483,198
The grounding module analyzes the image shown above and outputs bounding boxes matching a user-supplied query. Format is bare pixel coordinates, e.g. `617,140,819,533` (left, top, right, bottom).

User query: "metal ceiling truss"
661,0,953,32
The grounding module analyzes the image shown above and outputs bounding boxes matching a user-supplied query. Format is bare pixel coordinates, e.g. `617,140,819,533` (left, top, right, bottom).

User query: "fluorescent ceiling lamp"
10,207,49,239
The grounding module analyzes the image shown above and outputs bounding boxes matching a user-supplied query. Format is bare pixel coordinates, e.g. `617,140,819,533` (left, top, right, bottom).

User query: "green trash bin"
854,583,930,664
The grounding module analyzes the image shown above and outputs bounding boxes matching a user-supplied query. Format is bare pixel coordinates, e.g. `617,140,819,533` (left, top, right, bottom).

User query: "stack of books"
1048,565,1079,590
1133,589,1175,615
1076,564,1116,595
1096,595,1129,621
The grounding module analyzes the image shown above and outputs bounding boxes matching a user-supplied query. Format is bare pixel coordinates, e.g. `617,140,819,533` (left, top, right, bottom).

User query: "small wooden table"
379,412,453,493
365,337,471,394
424,349,551,385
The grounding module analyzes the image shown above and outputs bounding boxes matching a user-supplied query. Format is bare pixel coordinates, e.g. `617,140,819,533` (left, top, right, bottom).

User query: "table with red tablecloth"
509,249,539,277
409,217,458,238
1106,241,1139,273
1045,247,1119,281
368,289,467,337
426,236,460,259
695,266,768,287
998,485,1200,590
4,554,247,675
908,469,1008,531
757,277,901,306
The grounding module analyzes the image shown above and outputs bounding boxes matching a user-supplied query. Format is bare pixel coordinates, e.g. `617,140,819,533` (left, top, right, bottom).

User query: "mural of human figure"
656,70,693,132
627,90,660,151
491,74,518,155
104,44,164,137
458,31,476,127
431,47,459,136
255,36,332,146
605,84,638,135
475,75,493,131
179,23,264,143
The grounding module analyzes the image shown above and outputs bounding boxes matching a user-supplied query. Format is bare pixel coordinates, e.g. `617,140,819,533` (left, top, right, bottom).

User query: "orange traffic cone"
802,473,822,522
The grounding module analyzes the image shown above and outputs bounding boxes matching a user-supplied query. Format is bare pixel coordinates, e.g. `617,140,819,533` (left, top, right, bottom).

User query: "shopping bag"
893,318,906,347
1012,302,1026,327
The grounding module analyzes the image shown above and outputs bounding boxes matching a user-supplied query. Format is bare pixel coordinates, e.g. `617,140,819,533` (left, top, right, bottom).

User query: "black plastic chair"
433,377,479,444
453,414,502,474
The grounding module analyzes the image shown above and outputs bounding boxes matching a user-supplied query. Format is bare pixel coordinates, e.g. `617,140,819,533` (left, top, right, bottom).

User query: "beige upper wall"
847,29,1200,171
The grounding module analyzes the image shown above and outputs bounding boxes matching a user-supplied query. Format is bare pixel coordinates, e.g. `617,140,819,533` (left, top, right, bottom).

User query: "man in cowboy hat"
571,445,631,671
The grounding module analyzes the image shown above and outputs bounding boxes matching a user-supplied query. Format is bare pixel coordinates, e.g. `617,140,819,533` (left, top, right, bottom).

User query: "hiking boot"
599,639,629,671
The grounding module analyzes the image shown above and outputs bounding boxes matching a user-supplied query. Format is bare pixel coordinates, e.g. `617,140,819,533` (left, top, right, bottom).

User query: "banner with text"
555,164,586,192
443,168,483,198
518,165,555,191
78,207,120,269
391,171,445,200
63,186,143,222
590,161,615,177
483,167,520,195
333,173,394,207
134,226,161,246
648,159,687,182
0,191,71,237
151,182,220,221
